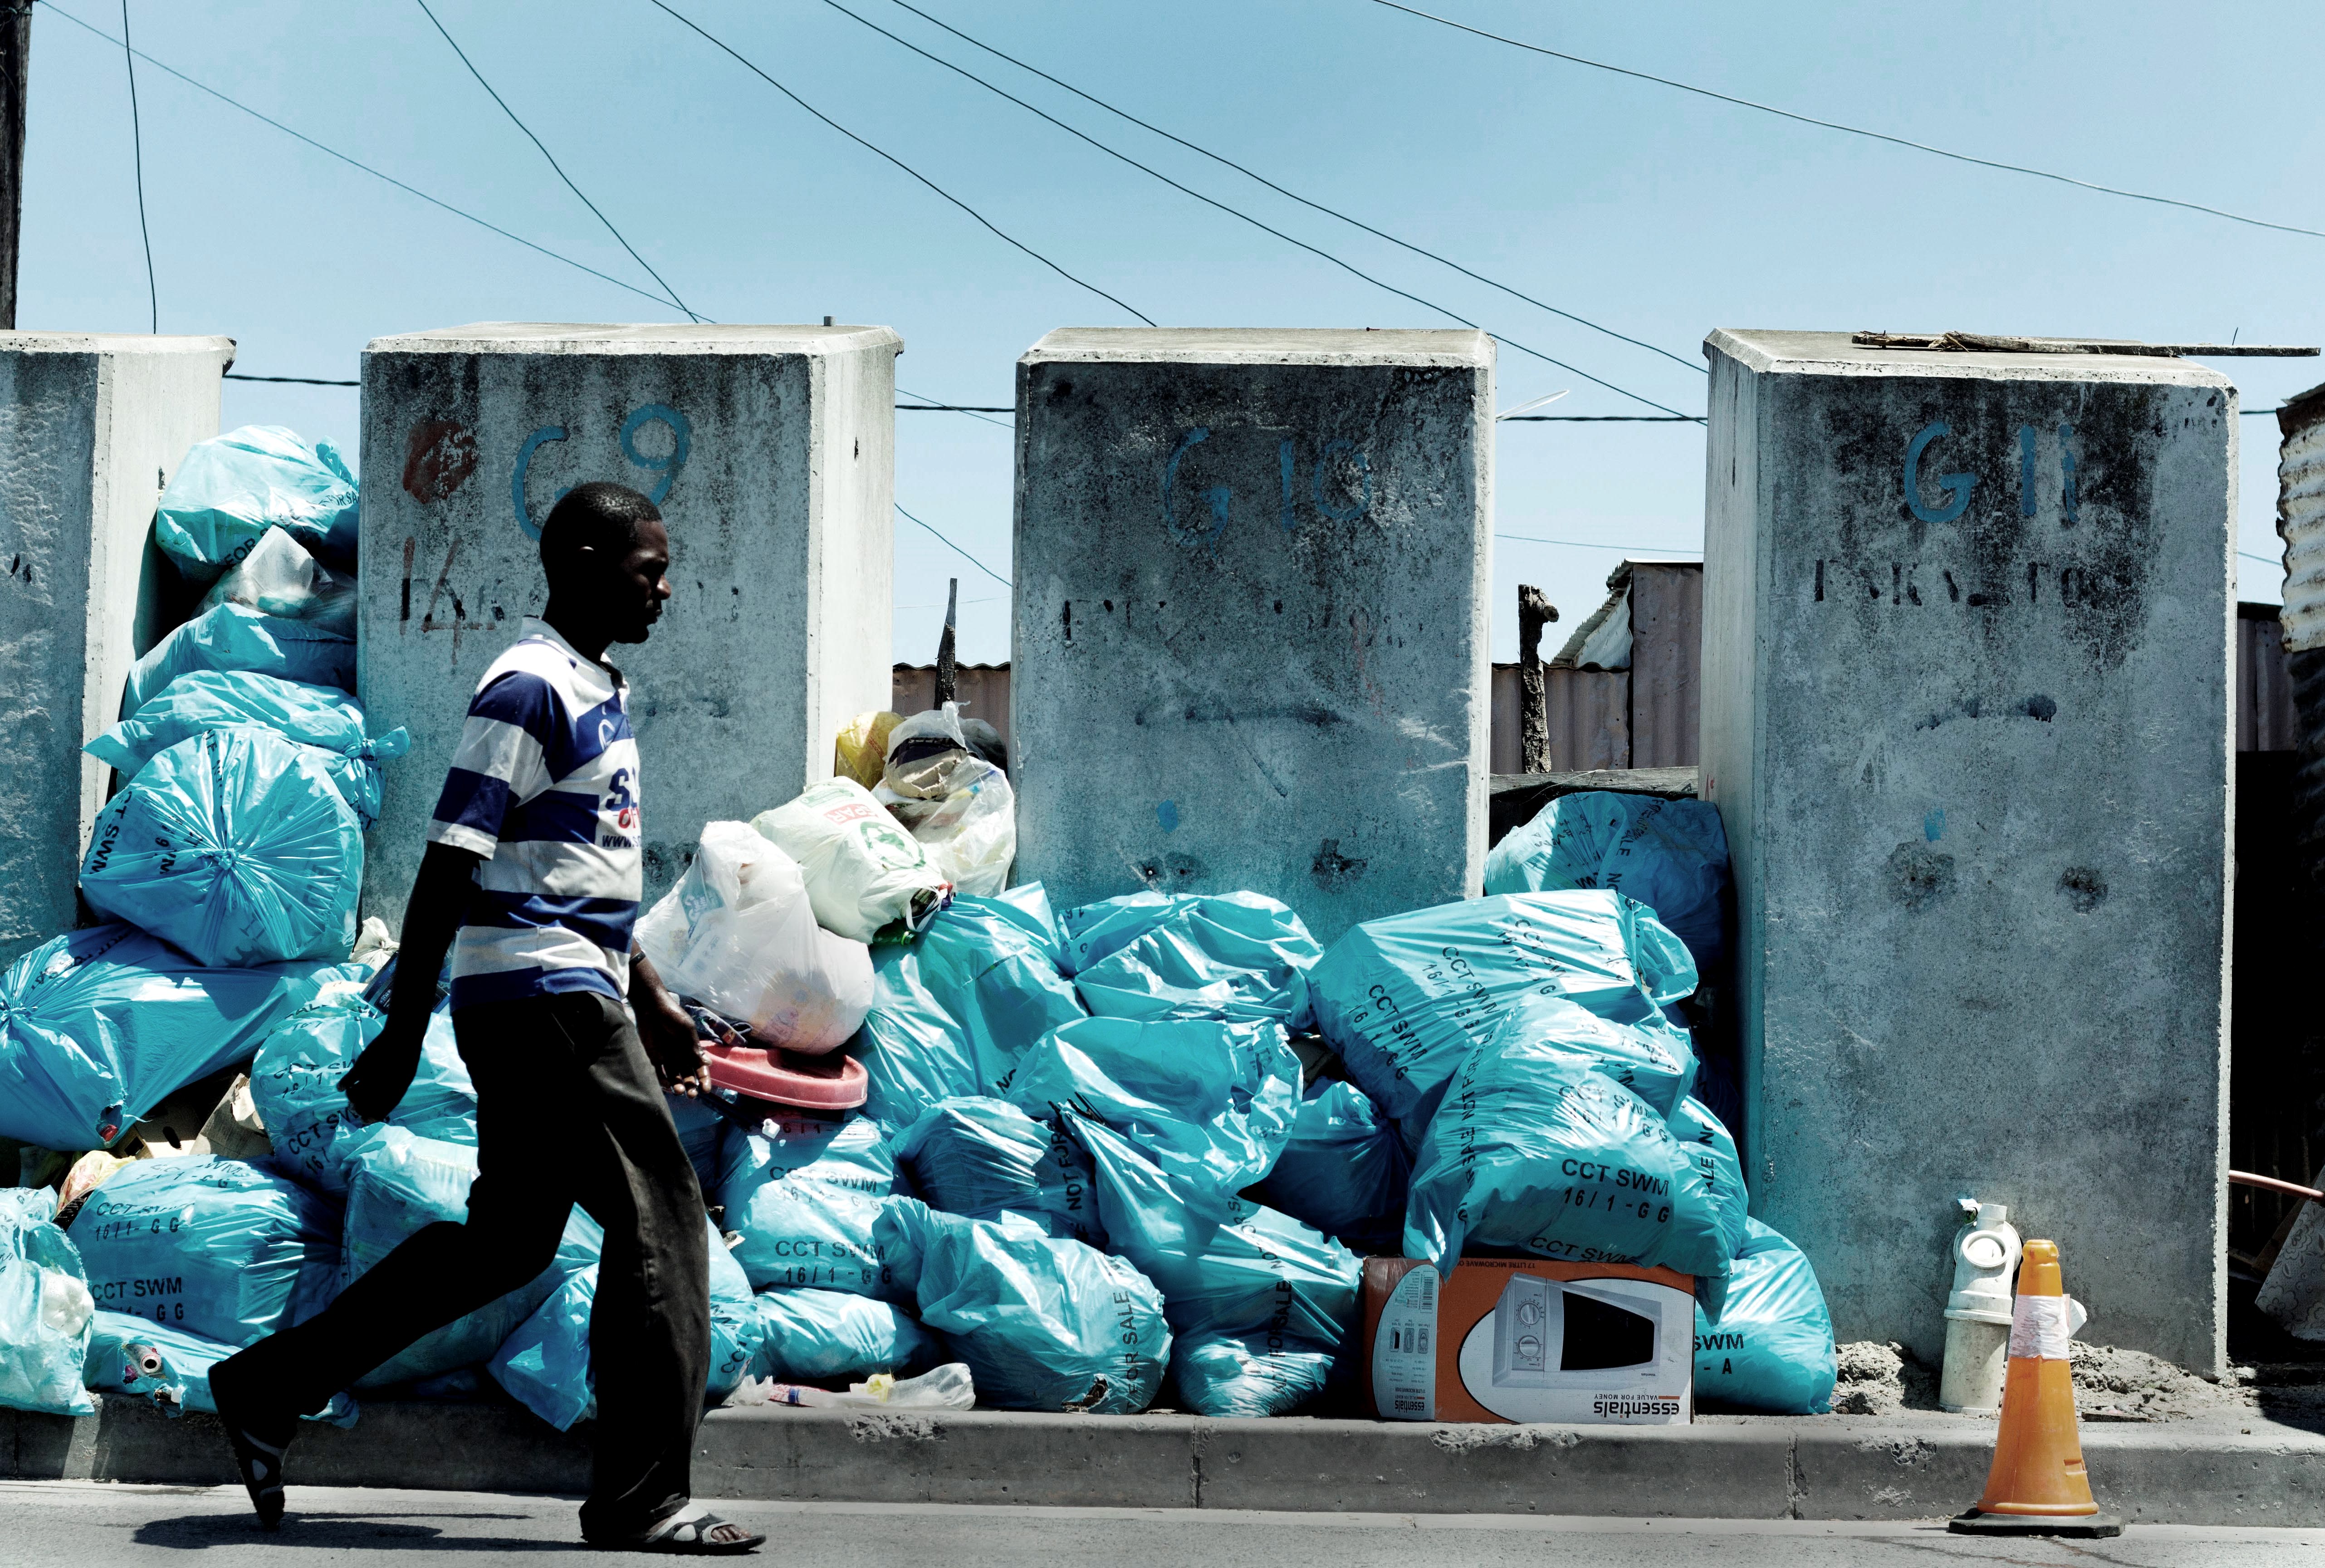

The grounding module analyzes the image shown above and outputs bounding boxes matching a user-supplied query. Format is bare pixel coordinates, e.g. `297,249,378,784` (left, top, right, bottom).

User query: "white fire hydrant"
1940,1198,2021,1413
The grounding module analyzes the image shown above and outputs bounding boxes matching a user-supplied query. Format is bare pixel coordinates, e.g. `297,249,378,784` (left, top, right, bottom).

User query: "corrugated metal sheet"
1492,664,1631,772
892,663,1013,753
2280,387,2325,654
1628,563,1702,769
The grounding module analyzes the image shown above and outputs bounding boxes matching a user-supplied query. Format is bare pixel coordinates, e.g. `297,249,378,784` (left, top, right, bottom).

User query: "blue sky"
26,0,2322,662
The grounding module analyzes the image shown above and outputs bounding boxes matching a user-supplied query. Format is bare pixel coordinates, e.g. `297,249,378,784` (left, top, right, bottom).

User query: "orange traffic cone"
1948,1239,2122,1538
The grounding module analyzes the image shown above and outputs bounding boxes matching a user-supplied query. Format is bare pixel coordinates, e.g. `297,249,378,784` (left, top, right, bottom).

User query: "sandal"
207,1360,296,1530
626,1502,764,1554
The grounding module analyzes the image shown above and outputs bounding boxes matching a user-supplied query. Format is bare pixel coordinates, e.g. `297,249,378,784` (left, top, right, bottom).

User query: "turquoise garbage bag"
847,886,1086,1133
1005,1016,1301,1198
890,1096,1102,1248
1667,1095,1748,1267
488,1216,756,1429
1403,1016,1731,1279
1485,792,1731,974
872,1198,1169,1413
717,1123,901,1294
90,670,409,829
0,1188,96,1415
719,1114,894,1195
154,425,360,579
121,603,355,716
1694,1220,1836,1414
1309,890,1698,1146
249,995,476,1192
1070,1113,1357,1417
69,1156,341,1348
1060,892,1324,1028
338,1126,568,1387
748,1288,940,1384
1246,1079,1409,1253
80,728,362,966
83,1308,356,1424
0,923,346,1152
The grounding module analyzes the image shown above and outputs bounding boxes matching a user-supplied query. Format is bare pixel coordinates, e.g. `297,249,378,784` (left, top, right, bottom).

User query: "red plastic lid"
700,1044,868,1112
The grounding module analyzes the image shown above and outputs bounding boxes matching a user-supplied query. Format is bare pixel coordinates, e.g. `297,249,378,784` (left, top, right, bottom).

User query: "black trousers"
216,990,711,1540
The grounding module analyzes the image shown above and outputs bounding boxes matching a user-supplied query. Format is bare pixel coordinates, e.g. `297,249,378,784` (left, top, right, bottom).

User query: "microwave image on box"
1458,1272,1688,1422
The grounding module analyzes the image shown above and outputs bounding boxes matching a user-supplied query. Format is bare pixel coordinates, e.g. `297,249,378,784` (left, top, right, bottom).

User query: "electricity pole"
0,1,27,330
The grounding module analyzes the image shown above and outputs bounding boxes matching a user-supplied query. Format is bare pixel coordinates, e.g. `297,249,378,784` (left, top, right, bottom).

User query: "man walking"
210,482,763,1554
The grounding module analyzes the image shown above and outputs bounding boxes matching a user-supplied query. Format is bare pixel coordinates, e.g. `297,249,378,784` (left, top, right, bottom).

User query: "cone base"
1948,1509,2123,1539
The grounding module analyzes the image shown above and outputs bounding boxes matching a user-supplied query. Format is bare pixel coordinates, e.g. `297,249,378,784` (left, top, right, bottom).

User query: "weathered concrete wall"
1700,329,2234,1372
0,333,232,961
358,323,899,926
1011,328,1493,942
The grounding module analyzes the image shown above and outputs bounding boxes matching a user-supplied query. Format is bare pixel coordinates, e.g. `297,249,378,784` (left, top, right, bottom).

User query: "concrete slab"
1010,328,1494,943
5,1398,2318,1526
357,323,900,922
0,332,234,963
1699,329,2236,1375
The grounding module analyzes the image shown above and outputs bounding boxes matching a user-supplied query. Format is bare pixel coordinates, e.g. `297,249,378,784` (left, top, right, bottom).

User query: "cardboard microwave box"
1361,1256,1694,1425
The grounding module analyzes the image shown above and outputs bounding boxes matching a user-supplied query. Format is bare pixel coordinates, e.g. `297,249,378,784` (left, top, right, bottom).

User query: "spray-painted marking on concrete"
512,425,569,541
1160,427,1372,553
1811,557,2134,610
401,536,494,666
1907,419,2080,528
512,404,695,538
403,419,478,504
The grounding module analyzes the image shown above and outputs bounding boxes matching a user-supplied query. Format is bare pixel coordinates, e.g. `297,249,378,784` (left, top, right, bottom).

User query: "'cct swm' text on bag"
68,1157,342,1349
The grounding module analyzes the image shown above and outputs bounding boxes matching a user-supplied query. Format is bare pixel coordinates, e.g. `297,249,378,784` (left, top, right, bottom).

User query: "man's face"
605,518,672,644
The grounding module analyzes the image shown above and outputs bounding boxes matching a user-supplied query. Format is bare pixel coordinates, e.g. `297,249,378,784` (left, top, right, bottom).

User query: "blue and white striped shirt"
428,618,642,1009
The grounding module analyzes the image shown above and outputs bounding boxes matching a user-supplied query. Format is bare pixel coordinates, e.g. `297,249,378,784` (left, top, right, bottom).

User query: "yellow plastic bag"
834,711,903,789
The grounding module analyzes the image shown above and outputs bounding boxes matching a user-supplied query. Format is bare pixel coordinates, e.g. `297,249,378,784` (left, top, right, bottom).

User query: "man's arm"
341,842,480,1123
630,950,705,1096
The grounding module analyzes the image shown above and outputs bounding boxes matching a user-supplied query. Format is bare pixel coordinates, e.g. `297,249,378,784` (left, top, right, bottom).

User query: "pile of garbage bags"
1,520,1838,1441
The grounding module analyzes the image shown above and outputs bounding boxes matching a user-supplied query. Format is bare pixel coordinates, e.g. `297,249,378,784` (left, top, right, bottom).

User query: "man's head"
539,482,671,645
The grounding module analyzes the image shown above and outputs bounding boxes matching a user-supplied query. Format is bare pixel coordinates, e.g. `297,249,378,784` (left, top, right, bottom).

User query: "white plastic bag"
875,704,1015,897
636,822,873,1053
752,780,950,944
198,527,357,637
726,1361,975,1410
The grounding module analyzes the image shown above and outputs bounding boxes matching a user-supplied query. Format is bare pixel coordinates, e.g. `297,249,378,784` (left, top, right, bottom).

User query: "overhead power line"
812,0,1693,421
1374,0,2325,245
118,0,154,332
1497,532,1700,554
226,373,357,385
412,0,700,321
873,0,1700,376
36,2,693,313
648,0,1154,327
897,503,1012,588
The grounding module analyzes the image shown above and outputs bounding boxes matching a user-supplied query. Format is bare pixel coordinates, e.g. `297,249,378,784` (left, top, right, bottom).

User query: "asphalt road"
5,1482,2322,1566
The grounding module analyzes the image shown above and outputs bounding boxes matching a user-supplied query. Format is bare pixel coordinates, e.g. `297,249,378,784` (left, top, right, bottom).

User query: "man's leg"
545,991,713,1544
213,999,577,1425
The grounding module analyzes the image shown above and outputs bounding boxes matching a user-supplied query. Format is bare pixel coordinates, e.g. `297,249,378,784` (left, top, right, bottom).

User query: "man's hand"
341,1010,426,1125
630,953,705,1096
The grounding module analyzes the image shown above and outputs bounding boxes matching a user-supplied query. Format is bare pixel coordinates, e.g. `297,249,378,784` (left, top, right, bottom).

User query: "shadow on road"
132,1509,581,1553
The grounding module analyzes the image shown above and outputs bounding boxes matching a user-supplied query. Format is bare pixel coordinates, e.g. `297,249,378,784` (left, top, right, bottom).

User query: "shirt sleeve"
426,671,561,858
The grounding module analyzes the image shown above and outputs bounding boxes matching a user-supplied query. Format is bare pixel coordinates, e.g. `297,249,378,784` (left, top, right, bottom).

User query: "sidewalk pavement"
4,1397,2320,1527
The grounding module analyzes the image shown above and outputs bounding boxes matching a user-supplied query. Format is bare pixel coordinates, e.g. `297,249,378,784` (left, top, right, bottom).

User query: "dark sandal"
218,1413,293,1530
631,1503,764,1554
208,1362,294,1530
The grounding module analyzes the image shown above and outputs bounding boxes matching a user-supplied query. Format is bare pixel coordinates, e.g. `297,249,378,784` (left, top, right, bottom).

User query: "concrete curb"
5,1399,2320,1527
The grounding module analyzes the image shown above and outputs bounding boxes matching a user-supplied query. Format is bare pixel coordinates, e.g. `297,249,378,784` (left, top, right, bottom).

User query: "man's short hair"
540,482,661,583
